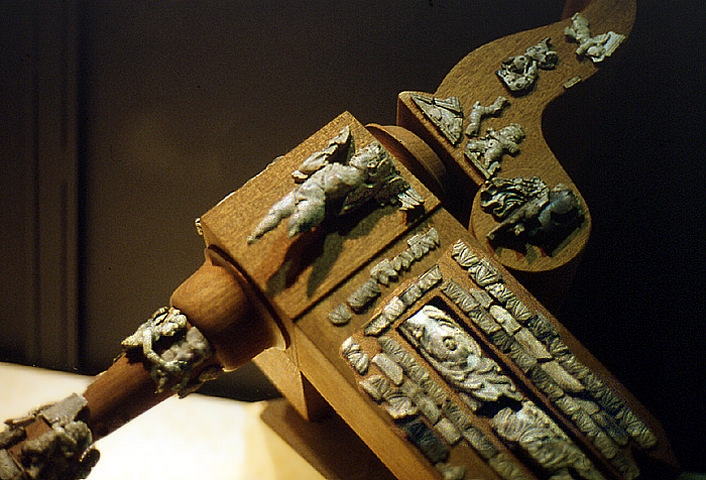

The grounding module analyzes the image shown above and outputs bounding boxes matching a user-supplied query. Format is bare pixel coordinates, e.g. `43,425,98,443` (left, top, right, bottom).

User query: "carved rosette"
340,239,656,480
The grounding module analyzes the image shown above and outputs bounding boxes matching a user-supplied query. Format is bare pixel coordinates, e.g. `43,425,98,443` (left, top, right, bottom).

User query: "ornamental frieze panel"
340,240,656,480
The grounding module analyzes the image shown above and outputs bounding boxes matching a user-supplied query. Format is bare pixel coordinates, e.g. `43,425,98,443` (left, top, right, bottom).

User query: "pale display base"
0,362,323,480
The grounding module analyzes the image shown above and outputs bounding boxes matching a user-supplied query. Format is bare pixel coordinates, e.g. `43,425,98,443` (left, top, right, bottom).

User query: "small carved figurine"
121,307,216,395
564,13,625,63
464,123,525,178
465,96,509,138
480,176,583,252
248,127,423,243
411,94,464,146
497,37,558,94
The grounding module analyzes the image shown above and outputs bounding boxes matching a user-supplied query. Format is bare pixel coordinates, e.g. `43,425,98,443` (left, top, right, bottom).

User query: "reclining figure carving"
248,126,423,243
564,13,625,63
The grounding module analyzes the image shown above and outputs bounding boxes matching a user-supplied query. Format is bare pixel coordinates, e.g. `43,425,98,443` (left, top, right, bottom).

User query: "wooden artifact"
0,1,680,479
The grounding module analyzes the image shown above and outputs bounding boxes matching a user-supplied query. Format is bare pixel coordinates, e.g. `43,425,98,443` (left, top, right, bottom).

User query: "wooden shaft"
82,354,184,441
10,247,284,465
83,248,283,443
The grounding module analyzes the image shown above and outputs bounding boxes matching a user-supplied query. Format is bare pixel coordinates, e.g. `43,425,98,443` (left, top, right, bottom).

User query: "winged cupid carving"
247,126,423,243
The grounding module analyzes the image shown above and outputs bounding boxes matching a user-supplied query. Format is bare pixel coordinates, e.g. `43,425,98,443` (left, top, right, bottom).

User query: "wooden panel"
394,0,636,307
192,106,677,478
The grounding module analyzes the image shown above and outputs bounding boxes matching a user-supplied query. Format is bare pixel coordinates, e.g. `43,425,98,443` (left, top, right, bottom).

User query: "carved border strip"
446,240,656,478
329,226,440,326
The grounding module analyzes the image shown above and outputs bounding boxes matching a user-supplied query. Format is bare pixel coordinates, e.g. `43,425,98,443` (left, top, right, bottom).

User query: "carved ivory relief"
465,96,510,138
411,94,465,146
497,37,558,94
408,93,524,180
0,393,100,479
479,176,584,253
409,17,625,186
341,240,657,480
247,126,424,243
121,307,220,397
329,226,440,326
564,13,625,64
399,305,603,480
464,124,525,179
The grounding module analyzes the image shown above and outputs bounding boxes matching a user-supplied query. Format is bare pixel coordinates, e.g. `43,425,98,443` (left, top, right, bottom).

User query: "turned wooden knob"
170,248,286,371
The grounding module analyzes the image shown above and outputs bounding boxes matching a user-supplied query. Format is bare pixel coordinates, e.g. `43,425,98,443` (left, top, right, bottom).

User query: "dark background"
1,0,704,474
